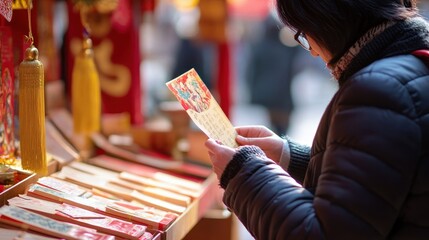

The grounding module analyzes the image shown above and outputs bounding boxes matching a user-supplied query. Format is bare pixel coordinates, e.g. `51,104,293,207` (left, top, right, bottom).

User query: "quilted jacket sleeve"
220,58,423,240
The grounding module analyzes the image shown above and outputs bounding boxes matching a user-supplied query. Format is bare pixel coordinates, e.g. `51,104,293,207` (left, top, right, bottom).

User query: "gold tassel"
18,45,48,176
71,4,101,158
18,0,47,176
71,36,101,136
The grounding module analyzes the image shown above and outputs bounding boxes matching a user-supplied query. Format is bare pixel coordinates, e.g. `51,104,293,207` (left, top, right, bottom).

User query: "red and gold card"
8,195,148,240
0,205,114,240
106,201,177,231
26,183,176,231
166,69,238,148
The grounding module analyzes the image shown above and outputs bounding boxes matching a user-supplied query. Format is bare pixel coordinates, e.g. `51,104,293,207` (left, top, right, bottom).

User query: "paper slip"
0,228,58,240
8,195,147,240
106,201,177,231
26,184,106,212
37,176,91,198
166,68,238,148
0,205,114,240
26,183,175,231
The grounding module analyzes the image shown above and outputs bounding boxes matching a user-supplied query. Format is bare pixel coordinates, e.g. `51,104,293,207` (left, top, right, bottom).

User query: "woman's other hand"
235,125,285,163
205,139,237,179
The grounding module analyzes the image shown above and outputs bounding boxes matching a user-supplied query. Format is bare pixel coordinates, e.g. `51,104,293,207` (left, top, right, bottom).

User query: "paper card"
8,195,59,215
130,190,186,214
9,195,103,220
56,166,134,202
110,178,191,207
57,204,104,219
140,231,154,240
119,172,200,199
8,195,147,239
0,205,114,240
26,184,106,212
0,228,58,240
26,183,170,231
57,205,147,240
37,176,89,197
153,172,202,191
112,201,175,217
69,161,119,180
166,68,238,148
106,201,176,231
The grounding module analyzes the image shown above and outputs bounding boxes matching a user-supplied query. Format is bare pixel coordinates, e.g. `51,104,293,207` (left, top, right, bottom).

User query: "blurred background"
14,0,428,145
138,0,333,145
2,0,429,239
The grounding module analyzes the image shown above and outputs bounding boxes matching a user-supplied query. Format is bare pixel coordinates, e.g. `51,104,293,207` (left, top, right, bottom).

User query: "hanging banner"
0,26,15,163
66,0,143,125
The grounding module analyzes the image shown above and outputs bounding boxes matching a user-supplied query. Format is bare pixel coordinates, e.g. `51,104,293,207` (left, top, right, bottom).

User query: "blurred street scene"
27,0,429,239
139,0,337,145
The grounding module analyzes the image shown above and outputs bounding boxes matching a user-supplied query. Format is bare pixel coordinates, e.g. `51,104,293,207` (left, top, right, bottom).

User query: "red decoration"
141,0,156,13
216,42,232,117
65,0,143,125
0,26,15,158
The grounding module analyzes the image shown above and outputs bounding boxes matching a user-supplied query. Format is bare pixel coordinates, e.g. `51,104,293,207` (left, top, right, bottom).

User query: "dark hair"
276,0,419,64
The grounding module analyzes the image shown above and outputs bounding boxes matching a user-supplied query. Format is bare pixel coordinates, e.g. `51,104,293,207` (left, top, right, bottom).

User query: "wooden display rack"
0,158,59,207
85,155,219,240
0,154,218,240
160,173,218,240
0,169,37,207
0,107,220,239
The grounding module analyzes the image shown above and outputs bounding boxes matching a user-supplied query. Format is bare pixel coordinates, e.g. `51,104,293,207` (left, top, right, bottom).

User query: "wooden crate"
0,169,37,207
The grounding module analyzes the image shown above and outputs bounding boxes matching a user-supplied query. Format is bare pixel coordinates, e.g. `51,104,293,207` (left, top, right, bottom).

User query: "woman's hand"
205,139,237,179
235,125,285,163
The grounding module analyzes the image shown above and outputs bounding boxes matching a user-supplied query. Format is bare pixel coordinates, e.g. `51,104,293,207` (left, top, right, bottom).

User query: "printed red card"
8,195,148,240
0,205,115,240
166,68,238,148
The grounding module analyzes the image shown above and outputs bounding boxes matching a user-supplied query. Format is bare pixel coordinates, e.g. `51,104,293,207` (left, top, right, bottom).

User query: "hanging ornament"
71,3,102,157
18,0,47,175
71,31,101,135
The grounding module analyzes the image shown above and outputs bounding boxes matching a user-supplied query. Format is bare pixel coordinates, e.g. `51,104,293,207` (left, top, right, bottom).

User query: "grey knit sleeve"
219,146,266,189
285,136,311,184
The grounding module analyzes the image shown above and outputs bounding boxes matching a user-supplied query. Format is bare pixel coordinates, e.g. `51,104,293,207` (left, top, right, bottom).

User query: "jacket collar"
329,17,429,86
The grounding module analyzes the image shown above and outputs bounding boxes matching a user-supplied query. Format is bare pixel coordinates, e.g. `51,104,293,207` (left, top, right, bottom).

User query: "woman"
205,0,429,239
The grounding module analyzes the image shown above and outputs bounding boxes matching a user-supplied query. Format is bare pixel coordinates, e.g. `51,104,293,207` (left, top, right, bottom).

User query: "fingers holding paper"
205,125,287,178
235,125,285,163
205,139,237,179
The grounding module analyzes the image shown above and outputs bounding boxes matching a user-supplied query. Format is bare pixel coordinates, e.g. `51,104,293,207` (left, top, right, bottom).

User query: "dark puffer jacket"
221,53,429,240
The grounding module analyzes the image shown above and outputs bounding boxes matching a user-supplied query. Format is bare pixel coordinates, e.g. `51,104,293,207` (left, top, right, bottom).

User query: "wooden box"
0,169,37,206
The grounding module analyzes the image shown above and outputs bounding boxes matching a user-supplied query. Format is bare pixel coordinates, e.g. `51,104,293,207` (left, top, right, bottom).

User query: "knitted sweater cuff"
278,139,291,170
285,136,311,184
220,146,265,189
